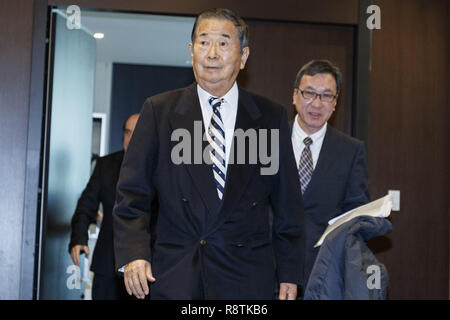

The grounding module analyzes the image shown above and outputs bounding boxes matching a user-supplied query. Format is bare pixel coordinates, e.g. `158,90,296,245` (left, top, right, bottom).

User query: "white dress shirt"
291,114,327,170
197,82,238,168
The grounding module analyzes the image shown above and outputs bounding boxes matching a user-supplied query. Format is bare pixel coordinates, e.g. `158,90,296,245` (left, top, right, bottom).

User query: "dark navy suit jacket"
291,122,370,287
113,83,304,299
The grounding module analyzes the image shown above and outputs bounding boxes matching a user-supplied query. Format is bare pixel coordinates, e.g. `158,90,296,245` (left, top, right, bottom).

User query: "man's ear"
240,46,250,69
188,43,194,66
332,94,338,111
292,89,298,105
189,42,193,57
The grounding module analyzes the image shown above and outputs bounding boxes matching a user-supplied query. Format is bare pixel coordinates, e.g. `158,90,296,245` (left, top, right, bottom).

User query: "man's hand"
279,282,297,300
70,244,90,266
124,259,156,299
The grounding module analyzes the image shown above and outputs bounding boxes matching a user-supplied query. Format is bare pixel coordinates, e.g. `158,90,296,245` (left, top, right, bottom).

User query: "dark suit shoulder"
143,83,195,111
239,87,288,126
327,126,364,149
146,86,187,104
95,150,124,168
243,88,285,113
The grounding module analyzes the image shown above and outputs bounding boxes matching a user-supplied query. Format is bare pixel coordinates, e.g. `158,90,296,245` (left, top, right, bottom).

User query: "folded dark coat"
304,216,392,300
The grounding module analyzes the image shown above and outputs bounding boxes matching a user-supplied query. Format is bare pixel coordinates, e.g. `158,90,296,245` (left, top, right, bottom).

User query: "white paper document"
314,194,392,248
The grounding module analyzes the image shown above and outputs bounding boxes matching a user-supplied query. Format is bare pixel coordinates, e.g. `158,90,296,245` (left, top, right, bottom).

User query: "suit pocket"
232,233,271,250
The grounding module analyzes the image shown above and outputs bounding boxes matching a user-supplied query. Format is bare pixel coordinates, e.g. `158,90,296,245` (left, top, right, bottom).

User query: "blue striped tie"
207,96,226,200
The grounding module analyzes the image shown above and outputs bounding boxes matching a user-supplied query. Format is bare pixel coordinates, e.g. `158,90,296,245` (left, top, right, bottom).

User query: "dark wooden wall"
0,0,37,299
368,0,449,299
239,20,355,133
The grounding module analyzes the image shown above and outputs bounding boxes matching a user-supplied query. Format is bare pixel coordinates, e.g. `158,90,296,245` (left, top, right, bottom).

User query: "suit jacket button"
252,201,258,207
200,239,206,245
181,198,188,203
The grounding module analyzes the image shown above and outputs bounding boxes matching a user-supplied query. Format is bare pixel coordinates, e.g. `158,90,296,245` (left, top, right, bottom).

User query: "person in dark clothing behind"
69,113,139,300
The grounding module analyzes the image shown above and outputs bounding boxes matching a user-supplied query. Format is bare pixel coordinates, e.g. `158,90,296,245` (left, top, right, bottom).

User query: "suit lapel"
303,125,336,197
169,83,221,215
169,84,264,230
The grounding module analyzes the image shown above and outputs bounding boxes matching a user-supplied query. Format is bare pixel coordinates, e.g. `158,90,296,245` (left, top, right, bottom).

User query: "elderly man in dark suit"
290,59,370,292
113,8,304,300
69,113,139,300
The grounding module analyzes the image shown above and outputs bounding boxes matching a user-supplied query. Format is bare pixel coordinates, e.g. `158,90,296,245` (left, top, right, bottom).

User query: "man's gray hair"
191,8,249,52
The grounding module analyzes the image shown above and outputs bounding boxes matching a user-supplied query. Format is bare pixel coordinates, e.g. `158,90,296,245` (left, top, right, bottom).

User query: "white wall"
93,61,113,155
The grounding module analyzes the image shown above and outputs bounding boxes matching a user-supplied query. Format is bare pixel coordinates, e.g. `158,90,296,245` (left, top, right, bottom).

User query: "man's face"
189,18,249,97
293,73,338,135
123,114,139,152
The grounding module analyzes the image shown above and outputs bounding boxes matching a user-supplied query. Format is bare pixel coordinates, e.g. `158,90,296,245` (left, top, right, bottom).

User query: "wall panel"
368,0,449,299
0,0,35,299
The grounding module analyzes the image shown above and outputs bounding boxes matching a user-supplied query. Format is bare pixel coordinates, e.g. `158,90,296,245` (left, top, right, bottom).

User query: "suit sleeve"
113,99,158,271
270,108,305,285
341,142,370,213
69,161,102,252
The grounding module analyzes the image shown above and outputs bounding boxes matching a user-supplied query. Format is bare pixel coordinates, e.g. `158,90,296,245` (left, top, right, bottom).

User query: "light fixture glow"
93,32,104,39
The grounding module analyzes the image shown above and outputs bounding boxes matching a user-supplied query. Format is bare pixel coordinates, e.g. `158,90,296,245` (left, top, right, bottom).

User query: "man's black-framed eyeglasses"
296,88,337,103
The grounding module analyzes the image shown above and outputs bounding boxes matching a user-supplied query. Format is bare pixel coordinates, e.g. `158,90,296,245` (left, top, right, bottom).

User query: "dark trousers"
92,274,130,300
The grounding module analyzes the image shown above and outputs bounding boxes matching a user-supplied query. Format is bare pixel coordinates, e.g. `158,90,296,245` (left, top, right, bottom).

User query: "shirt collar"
197,82,238,108
293,114,327,145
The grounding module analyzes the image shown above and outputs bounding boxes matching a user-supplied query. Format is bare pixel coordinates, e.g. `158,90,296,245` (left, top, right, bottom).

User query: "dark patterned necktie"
299,137,313,194
207,96,226,200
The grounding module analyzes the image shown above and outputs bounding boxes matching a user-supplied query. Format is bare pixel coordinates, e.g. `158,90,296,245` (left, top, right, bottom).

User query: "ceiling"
67,9,196,67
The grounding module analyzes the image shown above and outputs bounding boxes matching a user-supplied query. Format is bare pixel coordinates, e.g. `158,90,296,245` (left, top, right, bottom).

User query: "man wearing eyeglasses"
291,59,370,294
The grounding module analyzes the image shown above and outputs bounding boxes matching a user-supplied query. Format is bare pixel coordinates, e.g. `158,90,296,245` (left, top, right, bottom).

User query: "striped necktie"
299,137,313,194
207,96,226,200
